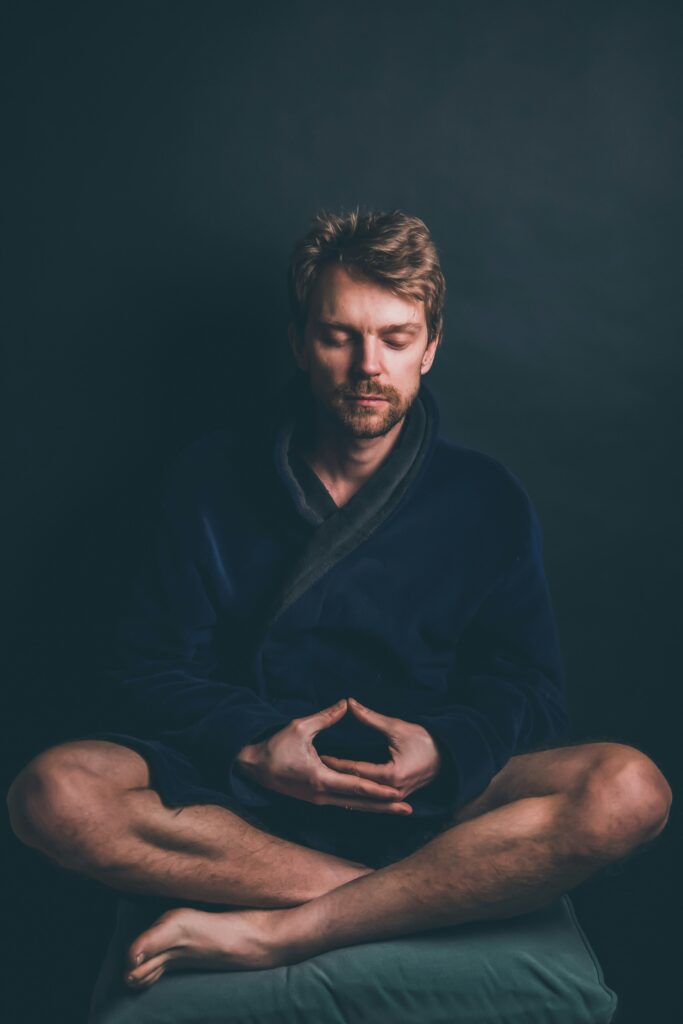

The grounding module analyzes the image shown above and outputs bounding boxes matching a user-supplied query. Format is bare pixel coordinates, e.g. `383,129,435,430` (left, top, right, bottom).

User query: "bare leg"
121,741,671,987
6,740,374,908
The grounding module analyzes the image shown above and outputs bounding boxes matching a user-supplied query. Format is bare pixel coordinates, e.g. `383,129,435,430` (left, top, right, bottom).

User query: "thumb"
348,697,395,737
301,698,348,739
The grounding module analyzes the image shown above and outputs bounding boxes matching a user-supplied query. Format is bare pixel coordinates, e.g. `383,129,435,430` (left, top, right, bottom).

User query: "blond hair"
287,207,445,345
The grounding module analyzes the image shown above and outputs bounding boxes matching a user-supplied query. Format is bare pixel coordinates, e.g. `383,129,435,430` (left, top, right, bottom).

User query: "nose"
352,335,383,377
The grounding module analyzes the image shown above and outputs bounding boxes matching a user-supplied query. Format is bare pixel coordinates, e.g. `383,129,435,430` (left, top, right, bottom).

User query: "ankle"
313,860,374,899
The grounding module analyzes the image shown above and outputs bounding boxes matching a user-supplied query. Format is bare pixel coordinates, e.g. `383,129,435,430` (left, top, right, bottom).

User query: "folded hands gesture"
318,697,442,809
235,695,442,815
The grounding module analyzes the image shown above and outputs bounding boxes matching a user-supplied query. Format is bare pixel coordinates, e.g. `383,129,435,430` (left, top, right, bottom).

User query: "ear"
420,333,441,375
288,322,308,371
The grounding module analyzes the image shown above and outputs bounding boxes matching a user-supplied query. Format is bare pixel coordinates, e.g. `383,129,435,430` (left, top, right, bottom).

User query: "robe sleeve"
101,455,292,808
414,496,570,815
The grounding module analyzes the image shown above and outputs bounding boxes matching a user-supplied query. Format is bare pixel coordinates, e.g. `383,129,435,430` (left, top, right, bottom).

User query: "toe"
125,952,171,988
127,908,188,970
138,964,165,987
126,942,147,972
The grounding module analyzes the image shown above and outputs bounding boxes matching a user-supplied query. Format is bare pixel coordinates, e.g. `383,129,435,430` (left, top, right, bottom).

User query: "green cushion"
88,895,617,1023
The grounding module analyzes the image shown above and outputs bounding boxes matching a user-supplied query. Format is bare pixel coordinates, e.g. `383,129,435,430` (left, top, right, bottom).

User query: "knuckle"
310,776,324,795
307,779,325,804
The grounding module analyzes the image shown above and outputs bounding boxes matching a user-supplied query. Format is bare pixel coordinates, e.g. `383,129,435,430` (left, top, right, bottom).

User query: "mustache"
345,389,390,398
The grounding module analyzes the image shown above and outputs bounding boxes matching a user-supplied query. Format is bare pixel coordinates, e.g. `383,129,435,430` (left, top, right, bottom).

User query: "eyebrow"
318,320,422,334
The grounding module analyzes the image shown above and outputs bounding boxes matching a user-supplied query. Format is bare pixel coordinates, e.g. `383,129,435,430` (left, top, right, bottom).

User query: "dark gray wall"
4,2,680,1021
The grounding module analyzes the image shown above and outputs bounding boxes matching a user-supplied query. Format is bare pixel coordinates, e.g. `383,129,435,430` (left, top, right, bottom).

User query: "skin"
116,264,670,988
286,262,441,506
234,696,442,816
6,264,673,989
121,740,671,988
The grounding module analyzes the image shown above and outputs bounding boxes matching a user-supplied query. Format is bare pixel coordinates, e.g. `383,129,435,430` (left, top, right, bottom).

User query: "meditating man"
7,208,672,990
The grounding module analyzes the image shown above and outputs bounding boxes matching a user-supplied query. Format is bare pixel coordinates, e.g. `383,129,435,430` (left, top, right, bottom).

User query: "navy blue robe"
89,371,569,868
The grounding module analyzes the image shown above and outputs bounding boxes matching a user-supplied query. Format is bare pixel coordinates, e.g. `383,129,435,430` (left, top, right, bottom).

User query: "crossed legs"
121,739,671,986
7,738,672,990
6,740,374,908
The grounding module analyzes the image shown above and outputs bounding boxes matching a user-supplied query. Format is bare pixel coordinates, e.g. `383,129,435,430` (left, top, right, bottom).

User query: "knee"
576,743,672,859
7,745,113,869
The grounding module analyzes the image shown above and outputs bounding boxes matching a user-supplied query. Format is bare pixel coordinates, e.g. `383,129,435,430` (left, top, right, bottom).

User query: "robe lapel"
254,373,439,645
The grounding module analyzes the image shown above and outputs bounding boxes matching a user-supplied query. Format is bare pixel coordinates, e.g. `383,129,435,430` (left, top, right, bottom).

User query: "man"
7,208,672,988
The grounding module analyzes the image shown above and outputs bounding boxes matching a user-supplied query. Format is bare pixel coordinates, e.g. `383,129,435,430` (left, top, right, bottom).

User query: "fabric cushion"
88,894,617,1023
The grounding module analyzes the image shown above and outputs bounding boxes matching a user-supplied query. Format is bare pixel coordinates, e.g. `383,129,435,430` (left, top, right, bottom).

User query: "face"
289,264,440,440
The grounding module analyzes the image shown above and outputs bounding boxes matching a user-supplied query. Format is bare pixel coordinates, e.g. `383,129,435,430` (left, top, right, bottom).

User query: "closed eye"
320,332,410,349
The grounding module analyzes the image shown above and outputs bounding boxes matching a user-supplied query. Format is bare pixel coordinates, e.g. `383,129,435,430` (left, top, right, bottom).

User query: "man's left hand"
318,697,442,803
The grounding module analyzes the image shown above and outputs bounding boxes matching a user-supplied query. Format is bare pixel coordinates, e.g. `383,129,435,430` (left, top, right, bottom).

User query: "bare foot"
124,906,289,989
124,860,378,989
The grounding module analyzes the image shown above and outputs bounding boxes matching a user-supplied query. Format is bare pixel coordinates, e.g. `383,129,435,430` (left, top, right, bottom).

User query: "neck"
298,413,407,506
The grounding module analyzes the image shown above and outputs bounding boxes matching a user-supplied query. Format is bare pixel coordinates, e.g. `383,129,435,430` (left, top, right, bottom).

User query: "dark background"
4,2,680,1021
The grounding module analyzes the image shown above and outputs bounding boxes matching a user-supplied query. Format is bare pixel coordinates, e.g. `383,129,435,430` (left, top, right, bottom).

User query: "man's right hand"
234,698,413,814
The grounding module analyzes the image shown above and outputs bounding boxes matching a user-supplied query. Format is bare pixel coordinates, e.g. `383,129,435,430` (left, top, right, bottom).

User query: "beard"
323,380,420,440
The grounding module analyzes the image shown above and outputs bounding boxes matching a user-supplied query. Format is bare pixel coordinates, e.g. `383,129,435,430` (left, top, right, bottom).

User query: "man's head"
287,208,445,440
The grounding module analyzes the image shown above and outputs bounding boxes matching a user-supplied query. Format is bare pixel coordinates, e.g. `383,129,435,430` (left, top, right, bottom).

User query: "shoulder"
428,436,540,550
433,436,533,506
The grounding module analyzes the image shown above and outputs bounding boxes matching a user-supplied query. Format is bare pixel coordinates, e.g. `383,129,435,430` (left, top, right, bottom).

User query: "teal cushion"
89,895,617,1023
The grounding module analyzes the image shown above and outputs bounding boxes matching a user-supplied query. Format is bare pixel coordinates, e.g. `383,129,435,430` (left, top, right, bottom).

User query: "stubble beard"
328,382,420,440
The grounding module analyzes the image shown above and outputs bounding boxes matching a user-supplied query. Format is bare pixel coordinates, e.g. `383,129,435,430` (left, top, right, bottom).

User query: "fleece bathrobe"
88,371,570,869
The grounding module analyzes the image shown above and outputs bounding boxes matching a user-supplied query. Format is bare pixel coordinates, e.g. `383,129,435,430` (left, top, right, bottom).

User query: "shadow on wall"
7,257,292,775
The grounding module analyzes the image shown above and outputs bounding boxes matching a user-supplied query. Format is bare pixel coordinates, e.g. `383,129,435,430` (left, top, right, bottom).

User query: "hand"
234,698,414,814
318,697,442,803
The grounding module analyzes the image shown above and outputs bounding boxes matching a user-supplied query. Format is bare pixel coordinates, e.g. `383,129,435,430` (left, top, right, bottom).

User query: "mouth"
348,394,388,404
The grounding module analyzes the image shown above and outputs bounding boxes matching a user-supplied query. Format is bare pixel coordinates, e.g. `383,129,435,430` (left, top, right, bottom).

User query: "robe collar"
253,371,440,641
273,371,439,527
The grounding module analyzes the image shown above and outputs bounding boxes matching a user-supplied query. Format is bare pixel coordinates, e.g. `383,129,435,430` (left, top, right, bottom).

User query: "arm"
101,448,291,807
414,496,570,815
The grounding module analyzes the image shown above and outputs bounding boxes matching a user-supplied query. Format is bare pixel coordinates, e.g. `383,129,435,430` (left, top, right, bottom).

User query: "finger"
347,698,396,735
299,698,348,739
325,797,412,815
318,763,402,802
319,755,393,785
